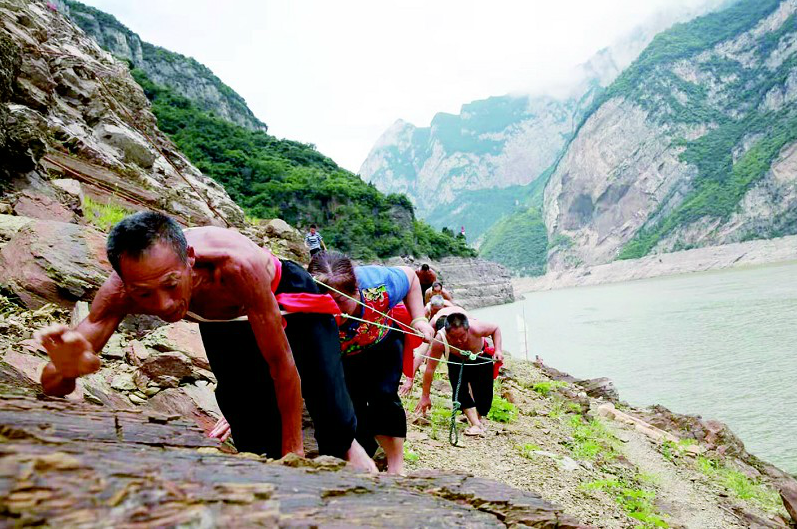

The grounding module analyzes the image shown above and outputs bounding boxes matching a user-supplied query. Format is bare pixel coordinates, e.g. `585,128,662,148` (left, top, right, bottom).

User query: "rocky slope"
0,0,244,229
402,359,797,527
383,256,515,309
61,0,267,132
545,0,797,271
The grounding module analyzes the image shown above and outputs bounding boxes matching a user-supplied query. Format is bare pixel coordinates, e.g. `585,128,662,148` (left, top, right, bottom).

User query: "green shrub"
488,396,518,423
581,479,668,528
531,380,567,397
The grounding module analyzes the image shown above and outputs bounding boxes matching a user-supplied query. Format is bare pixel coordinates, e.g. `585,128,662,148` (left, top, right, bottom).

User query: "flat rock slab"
0,395,587,527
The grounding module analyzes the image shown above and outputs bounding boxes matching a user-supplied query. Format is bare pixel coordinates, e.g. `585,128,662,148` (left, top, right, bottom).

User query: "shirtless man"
415,312,503,435
36,211,374,471
424,294,453,319
423,281,453,305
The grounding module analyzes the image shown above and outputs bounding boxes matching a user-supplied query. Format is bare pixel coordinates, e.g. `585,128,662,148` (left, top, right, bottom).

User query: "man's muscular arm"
38,274,130,396
233,257,303,457
415,337,444,415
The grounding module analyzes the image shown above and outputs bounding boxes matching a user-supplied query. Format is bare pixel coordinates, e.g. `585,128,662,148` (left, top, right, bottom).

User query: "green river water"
472,261,797,475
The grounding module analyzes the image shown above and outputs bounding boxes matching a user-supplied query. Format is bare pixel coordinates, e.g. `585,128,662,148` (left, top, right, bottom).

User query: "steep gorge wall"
62,0,267,132
544,0,797,271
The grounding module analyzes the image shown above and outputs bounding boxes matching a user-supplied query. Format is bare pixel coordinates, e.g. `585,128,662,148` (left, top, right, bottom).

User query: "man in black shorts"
35,212,375,471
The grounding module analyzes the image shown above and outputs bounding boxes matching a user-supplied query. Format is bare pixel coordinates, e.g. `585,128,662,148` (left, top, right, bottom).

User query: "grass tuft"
83,197,130,232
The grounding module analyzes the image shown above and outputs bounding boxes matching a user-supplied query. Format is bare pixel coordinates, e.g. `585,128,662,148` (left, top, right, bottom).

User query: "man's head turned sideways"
107,211,195,322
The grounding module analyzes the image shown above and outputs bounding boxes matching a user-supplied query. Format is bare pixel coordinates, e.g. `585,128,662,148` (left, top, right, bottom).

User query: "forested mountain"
545,0,797,270
62,1,473,260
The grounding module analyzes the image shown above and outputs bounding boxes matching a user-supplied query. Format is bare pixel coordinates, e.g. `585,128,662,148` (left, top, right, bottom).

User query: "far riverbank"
513,234,797,294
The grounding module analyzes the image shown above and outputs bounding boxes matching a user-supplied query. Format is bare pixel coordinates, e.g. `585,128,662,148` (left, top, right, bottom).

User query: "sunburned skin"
34,226,382,471
413,312,504,435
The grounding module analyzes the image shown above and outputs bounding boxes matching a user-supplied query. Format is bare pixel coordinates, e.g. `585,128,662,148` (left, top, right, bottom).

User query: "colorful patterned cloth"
339,266,410,356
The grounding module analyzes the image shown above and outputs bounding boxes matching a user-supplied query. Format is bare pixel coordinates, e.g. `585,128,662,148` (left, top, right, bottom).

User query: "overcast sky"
80,0,718,172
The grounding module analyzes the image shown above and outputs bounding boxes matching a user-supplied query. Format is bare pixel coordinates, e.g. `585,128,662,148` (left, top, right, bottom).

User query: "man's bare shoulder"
470,318,498,337
186,226,274,286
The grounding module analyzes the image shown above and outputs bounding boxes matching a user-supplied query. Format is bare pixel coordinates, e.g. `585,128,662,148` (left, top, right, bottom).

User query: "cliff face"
62,0,267,132
545,0,797,270
360,92,594,242
383,256,515,309
359,2,725,246
0,0,244,228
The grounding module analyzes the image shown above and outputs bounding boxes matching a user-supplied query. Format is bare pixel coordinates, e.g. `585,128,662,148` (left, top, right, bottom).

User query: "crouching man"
36,211,375,471
416,312,503,436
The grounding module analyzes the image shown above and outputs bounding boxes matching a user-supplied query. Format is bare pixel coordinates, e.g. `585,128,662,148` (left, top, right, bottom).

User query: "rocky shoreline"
514,235,797,294
404,358,797,527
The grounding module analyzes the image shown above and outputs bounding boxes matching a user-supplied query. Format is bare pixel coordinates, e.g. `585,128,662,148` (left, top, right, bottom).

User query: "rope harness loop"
312,277,497,366
449,359,465,446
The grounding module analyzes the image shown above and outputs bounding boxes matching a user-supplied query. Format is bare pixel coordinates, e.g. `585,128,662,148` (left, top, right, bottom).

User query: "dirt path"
608,423,743,528
401,360,789,528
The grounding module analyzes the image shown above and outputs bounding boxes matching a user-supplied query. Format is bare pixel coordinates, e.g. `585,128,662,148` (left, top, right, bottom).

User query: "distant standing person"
305,224,327,257
415,264,437,299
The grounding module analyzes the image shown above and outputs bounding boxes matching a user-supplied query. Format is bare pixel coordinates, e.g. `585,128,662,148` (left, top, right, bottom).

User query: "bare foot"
463,425,485,436
346,439,378,474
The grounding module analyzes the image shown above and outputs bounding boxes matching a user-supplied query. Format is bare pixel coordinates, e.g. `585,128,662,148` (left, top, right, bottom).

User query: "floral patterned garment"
339,266,410,357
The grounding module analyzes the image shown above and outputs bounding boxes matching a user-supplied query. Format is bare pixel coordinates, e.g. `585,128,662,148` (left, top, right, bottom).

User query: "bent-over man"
416,312,503,436
36,212,374,471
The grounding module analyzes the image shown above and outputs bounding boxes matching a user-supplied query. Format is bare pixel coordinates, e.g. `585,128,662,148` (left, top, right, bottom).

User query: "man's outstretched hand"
36,324,100,379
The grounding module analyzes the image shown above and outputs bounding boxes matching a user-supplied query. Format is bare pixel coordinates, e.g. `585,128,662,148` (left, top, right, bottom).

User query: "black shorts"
447,354,494,417
309,248,322,257
199,259,356,459
341,330,407,456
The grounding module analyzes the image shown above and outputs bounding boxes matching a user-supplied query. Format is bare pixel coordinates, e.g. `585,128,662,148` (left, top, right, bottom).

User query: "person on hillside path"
416,312,503,436
305,224,327,257
416,264,437,300
35,211,376,473
309,252,434,475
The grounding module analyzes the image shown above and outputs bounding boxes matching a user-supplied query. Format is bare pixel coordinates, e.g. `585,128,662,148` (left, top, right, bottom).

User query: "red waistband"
271,254,282,293
270,256,340,318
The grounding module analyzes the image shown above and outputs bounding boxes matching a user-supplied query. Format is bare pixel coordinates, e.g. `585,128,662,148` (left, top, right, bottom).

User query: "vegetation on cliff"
604,0,797,259
65,0,266,132
132,69,475,260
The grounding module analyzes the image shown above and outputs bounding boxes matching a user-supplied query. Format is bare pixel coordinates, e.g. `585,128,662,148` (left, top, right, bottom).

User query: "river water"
472,261,797,475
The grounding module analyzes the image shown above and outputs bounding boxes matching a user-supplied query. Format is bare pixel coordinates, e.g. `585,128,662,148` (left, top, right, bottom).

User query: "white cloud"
78,0,723,171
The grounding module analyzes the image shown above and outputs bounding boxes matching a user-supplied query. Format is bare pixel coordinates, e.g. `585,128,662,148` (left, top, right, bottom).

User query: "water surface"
473,262,797,474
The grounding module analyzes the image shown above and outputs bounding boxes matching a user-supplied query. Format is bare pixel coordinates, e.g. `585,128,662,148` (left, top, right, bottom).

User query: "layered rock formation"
0,393,585,527
61,0,267,132
0,0,244,228
382,256,515,309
